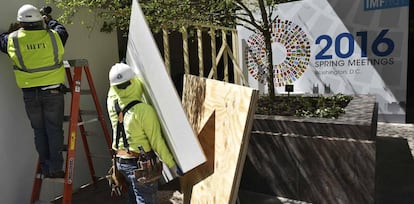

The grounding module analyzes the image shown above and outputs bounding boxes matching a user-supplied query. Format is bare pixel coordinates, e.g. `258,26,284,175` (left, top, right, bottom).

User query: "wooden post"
197,28,204,77
182,27,190,75
222,30,229,82
163,28,171,75
210,28,217,79
232,30,241,85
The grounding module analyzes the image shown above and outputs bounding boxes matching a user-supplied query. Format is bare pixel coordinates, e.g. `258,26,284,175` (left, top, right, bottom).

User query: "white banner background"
238,0,409,122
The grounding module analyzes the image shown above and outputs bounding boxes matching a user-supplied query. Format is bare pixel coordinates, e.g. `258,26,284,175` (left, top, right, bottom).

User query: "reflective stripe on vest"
11,30,63,73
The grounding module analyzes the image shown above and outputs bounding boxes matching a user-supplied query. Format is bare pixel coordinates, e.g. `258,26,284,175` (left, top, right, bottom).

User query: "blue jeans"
23,88,64,174
117,160,158,204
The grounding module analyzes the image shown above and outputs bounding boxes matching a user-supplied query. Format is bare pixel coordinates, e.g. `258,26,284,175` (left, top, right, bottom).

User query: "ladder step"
35,172,65,183
77,118,98,126
64,115,98,123
43,178,65,183
65,59,89,67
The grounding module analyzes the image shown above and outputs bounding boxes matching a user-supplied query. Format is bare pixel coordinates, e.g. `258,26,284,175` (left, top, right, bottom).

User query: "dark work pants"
23,88,64,174
117,159,158,204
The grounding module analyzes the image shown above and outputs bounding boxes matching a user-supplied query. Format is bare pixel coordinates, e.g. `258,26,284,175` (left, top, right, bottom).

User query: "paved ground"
51,122,414,204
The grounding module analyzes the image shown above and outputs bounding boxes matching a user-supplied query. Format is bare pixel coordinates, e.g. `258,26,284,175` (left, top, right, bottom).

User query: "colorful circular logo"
245,18,311,87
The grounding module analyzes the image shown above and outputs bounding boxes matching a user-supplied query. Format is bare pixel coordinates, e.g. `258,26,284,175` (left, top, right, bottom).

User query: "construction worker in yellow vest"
107,63,182,203
0,4,69,178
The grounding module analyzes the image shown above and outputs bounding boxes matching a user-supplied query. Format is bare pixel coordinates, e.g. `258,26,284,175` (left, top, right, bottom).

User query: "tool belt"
116,149,141,158
115,149,163,183
135,150,163,184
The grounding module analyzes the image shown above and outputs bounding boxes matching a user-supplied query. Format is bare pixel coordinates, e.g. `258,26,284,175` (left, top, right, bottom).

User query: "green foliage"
44,0,297,99
256,94,353,119
45,0,238,34
45,0,131,33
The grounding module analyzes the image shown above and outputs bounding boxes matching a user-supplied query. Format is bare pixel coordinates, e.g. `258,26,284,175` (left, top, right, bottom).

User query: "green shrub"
256,93,353,119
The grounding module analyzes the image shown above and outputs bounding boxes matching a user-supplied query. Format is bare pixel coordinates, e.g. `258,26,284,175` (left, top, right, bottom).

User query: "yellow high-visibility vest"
7,29,65,88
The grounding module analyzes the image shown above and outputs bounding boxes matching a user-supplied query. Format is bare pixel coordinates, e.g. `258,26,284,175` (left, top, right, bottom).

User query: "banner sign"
238,0,409,122
364,0,409,11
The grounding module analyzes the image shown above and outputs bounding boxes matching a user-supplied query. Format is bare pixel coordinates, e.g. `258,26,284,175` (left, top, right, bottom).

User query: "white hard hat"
109,63,136,86
17,4,42,22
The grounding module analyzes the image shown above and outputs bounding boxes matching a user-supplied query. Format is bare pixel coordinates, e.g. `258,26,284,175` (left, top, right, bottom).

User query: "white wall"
0,1,118,203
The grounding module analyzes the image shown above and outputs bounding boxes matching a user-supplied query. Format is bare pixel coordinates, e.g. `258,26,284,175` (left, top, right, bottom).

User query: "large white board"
125,0,206,173
238,0,409,122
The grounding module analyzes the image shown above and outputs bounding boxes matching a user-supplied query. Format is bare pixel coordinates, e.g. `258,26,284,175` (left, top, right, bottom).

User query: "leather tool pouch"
133,153,163,184
106,158,126,197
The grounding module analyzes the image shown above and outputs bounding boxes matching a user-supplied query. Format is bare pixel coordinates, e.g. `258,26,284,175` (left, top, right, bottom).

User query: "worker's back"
7,27,65,88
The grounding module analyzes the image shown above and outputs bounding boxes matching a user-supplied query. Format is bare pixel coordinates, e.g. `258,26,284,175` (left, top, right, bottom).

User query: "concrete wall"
0,1,118,203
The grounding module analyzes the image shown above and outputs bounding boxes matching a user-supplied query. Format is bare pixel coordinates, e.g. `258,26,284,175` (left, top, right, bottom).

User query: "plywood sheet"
181,112,216,204
126,0,206,173
182,74,259,204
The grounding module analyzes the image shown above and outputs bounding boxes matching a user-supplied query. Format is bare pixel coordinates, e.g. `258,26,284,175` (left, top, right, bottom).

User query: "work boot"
46,170,65,178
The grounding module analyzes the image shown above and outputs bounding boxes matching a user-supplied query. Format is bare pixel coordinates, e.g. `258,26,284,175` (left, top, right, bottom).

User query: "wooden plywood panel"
181,112,216,204
126,0,206,173
182,74,259,204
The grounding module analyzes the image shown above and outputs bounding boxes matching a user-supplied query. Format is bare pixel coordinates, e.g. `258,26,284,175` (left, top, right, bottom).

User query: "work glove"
105,161,126,197
40,6,53,24
170,165,184,178
8,22,20,33
43,15,53,24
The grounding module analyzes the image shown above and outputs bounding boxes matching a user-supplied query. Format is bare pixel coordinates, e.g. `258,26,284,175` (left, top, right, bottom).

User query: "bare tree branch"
235,16,263,31
234,0,262,30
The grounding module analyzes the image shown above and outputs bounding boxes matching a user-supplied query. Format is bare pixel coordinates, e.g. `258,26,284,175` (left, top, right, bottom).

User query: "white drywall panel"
126,0,206,173
0,2,118,203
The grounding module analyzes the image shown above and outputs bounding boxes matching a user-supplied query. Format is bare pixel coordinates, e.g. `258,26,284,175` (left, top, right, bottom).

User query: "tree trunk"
263,29,275,99
258,0,275,99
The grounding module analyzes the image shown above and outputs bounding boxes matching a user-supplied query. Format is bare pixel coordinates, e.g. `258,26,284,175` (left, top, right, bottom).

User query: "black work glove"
40,6,53,24
8,22,20,33
43,15,53,25
170,165,184,177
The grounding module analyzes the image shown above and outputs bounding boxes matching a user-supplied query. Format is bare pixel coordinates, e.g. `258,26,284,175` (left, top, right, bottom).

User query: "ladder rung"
77,118,98,126
64,59,89,67
43,178,65,183
64,115,99,123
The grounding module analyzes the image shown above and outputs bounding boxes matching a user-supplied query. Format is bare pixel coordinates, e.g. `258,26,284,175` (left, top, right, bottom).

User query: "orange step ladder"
30,59,112,204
